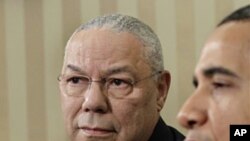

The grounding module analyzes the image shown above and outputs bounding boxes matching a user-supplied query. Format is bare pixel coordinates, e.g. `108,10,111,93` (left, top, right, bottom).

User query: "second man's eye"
192,78,198,88
213,82,230,89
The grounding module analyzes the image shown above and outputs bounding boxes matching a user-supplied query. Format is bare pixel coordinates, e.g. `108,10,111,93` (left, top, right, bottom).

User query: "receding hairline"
65,14,164,72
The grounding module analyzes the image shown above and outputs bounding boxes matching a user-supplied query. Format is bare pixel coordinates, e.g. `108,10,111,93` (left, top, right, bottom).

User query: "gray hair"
70,13,164,72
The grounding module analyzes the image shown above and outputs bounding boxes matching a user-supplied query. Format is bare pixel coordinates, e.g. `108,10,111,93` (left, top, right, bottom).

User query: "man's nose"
177,90,208,129
81,82,109,113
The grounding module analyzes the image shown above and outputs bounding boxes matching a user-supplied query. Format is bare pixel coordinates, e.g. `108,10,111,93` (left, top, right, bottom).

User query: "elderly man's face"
59,28,168,141
178,22,250,141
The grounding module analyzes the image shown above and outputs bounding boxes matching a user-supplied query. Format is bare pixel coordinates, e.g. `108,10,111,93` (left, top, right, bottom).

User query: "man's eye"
213,82,230,88
108,78,131,88
67,77,85,84
67,77,80,84
113,79,123,85
193,79,198,88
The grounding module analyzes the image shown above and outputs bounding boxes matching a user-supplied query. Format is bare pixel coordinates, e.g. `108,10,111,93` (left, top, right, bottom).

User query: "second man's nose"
177,92,208,129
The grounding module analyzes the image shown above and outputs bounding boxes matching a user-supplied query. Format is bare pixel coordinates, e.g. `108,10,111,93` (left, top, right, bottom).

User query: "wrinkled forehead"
61,28,151,74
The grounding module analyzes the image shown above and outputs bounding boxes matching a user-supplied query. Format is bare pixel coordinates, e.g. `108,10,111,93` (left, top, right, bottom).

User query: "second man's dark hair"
217,4,250,26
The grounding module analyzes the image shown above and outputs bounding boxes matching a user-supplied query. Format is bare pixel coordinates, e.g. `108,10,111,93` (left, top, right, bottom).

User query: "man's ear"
156,70,171,112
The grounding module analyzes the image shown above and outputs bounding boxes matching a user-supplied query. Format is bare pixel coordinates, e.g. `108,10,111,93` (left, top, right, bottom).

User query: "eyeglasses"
58,71,162,98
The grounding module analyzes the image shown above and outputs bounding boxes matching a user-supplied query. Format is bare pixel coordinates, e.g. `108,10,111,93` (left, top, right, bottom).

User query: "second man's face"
178,22,250,141
59,27,164,141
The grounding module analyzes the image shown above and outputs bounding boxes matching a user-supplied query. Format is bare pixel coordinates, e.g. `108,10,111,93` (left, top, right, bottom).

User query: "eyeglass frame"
57,70,163,97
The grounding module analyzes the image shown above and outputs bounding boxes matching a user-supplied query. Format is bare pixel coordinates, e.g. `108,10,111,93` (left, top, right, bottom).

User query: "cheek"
110,97,143,125
206,108,229,141
208,99,249,141
110,99,146,140
109,89,158,135
112,88,156,119
60,94,82,130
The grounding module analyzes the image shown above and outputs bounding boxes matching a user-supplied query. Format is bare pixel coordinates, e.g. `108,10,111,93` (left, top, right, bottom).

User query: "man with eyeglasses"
58,14,184,141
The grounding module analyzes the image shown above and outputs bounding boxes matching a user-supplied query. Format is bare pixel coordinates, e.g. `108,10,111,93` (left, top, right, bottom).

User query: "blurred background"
0,0,249,141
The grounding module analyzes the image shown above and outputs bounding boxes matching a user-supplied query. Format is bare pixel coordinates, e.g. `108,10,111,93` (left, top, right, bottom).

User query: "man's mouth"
79,126,116,138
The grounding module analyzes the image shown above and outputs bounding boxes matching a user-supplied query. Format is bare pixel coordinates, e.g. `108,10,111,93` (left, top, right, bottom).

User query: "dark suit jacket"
148,117,185,141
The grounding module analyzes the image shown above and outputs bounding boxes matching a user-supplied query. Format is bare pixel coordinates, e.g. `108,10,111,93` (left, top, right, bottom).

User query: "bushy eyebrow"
192,67,240,88
203,67,239,78
103,66,137,78
66,64,86,75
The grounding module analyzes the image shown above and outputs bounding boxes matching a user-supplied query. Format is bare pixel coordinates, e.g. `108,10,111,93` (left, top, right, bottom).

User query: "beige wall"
0,0,249,141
